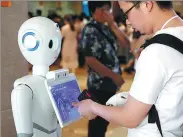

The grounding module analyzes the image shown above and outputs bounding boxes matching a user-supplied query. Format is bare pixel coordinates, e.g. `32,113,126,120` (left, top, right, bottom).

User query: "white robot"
106,92,128,106
11,17,62,137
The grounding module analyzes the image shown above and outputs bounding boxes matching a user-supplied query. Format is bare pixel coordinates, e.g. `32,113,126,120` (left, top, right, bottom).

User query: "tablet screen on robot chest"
47,77,81,127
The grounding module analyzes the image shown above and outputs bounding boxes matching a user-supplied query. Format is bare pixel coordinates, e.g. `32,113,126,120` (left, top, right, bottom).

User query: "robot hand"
106,92,128,106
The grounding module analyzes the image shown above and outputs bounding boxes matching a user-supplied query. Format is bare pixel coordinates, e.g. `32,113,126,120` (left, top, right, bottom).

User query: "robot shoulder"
12,84,33,99
14,75,43,90
14,75,32,87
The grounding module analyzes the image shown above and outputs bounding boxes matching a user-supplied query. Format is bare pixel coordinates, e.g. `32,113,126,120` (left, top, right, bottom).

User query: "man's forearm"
86,57,120,81
109,22,130,48
91,102,137,128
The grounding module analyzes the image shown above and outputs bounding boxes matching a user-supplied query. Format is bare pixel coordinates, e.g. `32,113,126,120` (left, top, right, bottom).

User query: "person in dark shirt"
81,1,130,137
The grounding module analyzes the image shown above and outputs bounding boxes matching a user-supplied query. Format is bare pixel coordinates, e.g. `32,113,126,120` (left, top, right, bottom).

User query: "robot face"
18,17,62,66
22,32,40,51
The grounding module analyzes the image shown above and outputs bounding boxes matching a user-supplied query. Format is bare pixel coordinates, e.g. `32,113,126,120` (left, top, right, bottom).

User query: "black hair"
64,15,75,31
88,1,111,16
72,14,83,22
80,12,90,20
47,12,58,20
36,9,42,16
176,11,181,17
28,11,34,18
72,15,78,21
130,1,173,9
156,1,173,9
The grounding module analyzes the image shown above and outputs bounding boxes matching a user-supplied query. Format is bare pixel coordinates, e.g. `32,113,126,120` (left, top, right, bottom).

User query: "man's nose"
126,19,131,26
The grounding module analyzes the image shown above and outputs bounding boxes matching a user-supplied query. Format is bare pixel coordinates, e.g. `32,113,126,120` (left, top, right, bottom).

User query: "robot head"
18,16,62,67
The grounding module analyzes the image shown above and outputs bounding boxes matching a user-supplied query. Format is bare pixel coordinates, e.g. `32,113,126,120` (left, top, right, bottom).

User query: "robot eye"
22,32,40,51
56,23,59,28
49,40,53,49
49,37,59,51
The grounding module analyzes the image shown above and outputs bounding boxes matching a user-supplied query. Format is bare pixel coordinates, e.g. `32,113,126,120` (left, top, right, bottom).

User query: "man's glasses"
123,2,141,20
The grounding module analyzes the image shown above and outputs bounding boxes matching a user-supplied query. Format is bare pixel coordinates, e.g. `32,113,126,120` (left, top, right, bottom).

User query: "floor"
44,64,134,137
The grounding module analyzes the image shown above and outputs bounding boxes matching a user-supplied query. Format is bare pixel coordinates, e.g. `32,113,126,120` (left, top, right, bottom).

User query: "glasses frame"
123,2,141,20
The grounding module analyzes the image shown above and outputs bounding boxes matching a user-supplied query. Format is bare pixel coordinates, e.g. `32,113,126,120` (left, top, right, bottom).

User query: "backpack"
141,33,183,137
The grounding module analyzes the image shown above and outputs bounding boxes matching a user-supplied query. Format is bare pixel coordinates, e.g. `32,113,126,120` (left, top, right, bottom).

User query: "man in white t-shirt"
73,1,183,137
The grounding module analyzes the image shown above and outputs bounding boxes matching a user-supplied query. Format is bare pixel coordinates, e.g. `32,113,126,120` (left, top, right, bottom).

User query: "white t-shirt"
128,27,183,137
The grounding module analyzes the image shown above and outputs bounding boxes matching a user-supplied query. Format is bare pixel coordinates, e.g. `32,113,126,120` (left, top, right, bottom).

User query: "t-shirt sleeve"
81,26,102,58
129,47,166,104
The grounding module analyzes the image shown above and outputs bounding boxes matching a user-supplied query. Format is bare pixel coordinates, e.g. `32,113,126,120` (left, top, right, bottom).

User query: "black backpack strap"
141,33,183,55
148,105,163,137
83,23,116,51
141,34,183,137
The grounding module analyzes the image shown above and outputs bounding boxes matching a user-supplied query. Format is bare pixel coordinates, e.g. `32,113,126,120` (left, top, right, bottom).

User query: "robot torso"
13,75,58,137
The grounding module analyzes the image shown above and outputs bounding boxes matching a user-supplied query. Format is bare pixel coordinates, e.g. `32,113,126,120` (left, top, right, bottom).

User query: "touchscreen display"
50,80,81,124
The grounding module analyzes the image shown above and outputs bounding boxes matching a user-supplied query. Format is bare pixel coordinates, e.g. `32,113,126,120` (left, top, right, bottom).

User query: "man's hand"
72,99,97,120
113,74,124,87
85,57,124,88
102,10,115,26
101,10,130,48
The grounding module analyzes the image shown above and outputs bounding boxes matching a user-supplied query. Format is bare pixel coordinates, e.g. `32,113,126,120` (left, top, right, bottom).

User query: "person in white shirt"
73,1,183,137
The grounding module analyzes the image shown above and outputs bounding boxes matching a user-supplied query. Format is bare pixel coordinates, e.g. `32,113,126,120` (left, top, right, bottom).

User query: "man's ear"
140,1,153,14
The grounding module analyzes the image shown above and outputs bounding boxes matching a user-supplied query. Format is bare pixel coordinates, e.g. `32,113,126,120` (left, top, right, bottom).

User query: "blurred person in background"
80,12,90,25
73,14,87,67
53,15,64,29
28,11,34,18
36,9,42,16
80,1,130,137
47,13,64,29
123,31,153,73
60,15,81,73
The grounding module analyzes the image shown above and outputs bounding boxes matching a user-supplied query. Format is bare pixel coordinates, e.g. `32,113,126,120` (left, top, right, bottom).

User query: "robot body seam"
17,133,33,137
18,84,34,99
33,122,57,134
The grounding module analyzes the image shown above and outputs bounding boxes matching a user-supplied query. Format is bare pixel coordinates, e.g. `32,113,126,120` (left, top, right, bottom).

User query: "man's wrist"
91,101,98,115
109,21,117,29
108,21,115,28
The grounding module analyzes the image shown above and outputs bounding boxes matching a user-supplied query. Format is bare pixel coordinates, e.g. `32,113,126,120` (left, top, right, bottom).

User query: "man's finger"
72,102,79,107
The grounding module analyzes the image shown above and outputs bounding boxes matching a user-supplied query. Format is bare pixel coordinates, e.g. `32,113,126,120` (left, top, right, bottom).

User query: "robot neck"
32,66,49,77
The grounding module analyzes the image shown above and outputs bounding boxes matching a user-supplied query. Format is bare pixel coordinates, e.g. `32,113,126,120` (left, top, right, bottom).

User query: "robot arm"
11,84,33,137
